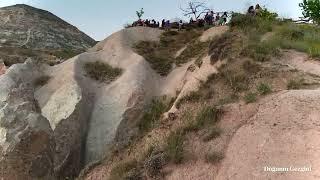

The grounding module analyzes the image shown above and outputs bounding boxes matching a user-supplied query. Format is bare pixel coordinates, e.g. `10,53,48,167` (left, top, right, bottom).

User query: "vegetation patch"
231,12,320,59
176,40,209,65
176,91,202,109
242,60,261,74
242,41,280,62
165,130,185,164
220,70,249,93
181,106,223,134
195,106,223,128
209,31,243,64
51,49,81,59
84,61,123,83
257,83,272,95
138,99,168,134
134,29,206,76
244,92,257,104
205,151,224,164
109,159,142,180
287,78,305,90
202,126,222,142
33,75,51,87
271,24,320,58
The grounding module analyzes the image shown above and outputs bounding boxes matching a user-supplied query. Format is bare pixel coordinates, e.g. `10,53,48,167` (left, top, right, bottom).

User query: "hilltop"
1,7,320,180
0,4,96,66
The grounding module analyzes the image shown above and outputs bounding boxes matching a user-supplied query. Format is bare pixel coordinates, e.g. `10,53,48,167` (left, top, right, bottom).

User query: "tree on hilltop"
136,8,144,20
180,1,210,20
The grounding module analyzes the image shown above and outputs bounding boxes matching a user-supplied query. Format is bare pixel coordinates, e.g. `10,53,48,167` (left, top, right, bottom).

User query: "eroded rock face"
216,90,320,180
38,81,85,178
0,84,55,180
0,59,85,178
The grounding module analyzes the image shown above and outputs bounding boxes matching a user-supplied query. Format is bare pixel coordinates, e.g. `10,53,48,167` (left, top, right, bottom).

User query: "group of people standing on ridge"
247,4,262,16
132,19,160,28
203,11,229,26
131,10,230,31
131,4,263,30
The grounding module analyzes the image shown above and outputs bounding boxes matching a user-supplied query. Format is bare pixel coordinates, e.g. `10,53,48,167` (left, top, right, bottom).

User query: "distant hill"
0,4,96,66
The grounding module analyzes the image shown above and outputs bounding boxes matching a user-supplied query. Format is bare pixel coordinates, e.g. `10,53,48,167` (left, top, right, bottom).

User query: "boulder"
0,84,55,180
0,59,85,178
36,80,85,178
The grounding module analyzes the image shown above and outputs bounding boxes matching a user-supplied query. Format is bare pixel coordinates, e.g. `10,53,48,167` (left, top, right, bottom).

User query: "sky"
0,0,303,40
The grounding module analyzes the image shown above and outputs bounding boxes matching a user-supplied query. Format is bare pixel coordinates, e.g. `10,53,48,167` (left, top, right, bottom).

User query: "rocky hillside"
0,4,96,66
1,12,320,180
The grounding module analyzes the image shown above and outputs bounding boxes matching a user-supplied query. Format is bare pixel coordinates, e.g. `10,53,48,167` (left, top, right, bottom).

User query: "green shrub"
109,160,142,180
287,78,305,90
205,151,224,164
221,71,248,92
243,42,279,62
176,91,202,109
146,54,173,76
202,127,222,142
195,106,223,128
257,7,278,21
257,83,272,95
229,13,274,34
229,13,257,30
166,130,185,164
84,61,123,82
139,99,167,134
217,93,239,105
244,92,257,103
309,46,320,57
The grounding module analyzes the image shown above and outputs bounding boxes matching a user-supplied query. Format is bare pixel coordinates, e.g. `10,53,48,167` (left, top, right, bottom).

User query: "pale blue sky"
0,0,302,40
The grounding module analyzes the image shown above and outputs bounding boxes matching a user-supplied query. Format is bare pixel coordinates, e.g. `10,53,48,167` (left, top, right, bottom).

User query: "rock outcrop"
37,27,164,165
0,25,230,179
0,84,55,180
0,59,85,178
0,4,96,66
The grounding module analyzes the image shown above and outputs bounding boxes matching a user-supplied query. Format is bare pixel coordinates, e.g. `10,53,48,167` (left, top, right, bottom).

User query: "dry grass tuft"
84,61,122,83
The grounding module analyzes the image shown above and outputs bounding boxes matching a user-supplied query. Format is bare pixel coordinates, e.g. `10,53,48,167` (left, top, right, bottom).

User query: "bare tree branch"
180,1,210,20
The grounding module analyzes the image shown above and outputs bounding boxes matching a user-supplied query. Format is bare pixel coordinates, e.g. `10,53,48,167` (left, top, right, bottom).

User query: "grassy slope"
84,15,320,180
133,29,209,76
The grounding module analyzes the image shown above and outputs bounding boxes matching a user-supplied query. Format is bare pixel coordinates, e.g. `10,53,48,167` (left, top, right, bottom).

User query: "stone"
0,84,55,180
